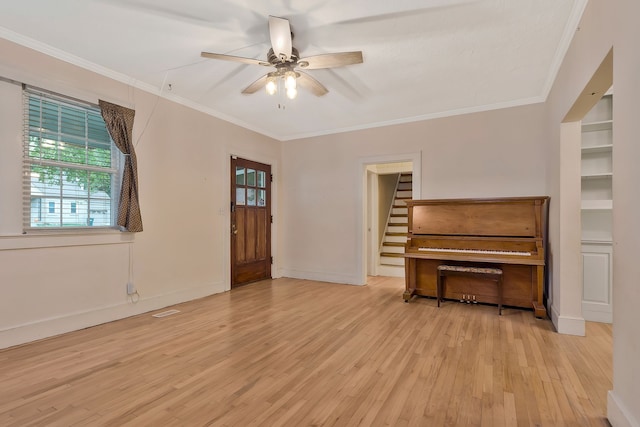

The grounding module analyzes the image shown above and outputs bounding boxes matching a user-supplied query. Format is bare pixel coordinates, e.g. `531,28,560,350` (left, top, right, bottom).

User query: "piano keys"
418,248,532,256
403,196,549,317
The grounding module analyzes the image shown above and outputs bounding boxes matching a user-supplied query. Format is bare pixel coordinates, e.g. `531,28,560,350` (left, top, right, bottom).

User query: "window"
235,166,268,207
23,89,122,230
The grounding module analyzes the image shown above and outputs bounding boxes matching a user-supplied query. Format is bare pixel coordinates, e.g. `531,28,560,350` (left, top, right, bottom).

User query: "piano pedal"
460,294,466,303
473,295,478,304
465,294,471,304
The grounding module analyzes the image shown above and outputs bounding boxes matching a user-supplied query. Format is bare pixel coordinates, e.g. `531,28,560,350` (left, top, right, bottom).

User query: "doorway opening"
359,152,421,284
561,48,613,329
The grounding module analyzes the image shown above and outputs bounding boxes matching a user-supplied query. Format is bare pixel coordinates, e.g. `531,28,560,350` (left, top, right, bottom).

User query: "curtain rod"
0,74,100,109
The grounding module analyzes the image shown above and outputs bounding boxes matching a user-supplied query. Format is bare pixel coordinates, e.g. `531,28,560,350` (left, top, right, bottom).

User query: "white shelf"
582,120,613,132
581,144,612,154
581,172,613,180
581,200,613,210
582,239,613,245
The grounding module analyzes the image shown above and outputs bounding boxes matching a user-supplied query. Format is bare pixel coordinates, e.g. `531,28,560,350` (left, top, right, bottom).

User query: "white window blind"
23,88,123,230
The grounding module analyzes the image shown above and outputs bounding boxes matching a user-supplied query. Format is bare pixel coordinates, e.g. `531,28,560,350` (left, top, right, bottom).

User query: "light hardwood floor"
0,277,612,426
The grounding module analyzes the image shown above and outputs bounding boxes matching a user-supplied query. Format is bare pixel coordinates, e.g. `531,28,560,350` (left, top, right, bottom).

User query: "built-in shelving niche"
580,93,613,323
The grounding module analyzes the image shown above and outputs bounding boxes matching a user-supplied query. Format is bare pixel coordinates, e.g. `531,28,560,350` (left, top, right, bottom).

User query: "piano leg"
403,258,416,302
532,265,547,318
403,290,414,302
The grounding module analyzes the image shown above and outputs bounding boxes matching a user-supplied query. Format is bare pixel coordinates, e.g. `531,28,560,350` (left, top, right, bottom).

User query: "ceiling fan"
201,15,363,99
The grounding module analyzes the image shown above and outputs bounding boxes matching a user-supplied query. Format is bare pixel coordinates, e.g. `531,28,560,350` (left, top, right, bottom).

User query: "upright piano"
403,196,549,317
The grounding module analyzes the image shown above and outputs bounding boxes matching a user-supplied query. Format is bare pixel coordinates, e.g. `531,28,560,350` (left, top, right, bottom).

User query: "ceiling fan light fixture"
286,87,298,100
284,71,297,90
265,75,277,95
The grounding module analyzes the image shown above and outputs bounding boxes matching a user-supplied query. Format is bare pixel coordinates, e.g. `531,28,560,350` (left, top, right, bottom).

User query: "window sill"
0,229,134,251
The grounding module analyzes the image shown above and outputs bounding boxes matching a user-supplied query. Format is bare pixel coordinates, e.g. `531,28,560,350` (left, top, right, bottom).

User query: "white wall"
0,38,281,348
610,1,640,425
545,0,640,425
544,0,614,337
280,104,548,285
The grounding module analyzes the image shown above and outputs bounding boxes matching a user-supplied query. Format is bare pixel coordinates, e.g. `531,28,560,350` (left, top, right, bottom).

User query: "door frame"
357,151,422,285
224,149,280,291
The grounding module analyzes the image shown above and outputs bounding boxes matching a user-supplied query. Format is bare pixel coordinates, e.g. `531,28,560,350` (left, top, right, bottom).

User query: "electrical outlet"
126,282,136,295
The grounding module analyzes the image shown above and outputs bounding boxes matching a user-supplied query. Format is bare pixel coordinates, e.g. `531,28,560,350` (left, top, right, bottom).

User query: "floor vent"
152,309,180,318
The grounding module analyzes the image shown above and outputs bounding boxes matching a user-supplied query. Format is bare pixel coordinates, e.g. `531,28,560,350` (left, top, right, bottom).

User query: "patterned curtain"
99,100,143,232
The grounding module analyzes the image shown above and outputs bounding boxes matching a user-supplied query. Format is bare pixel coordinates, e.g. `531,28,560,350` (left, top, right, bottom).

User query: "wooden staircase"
378,173,412,277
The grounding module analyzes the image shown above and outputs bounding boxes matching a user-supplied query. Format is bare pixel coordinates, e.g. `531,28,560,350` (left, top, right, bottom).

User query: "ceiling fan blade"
241,74,269,94
297,52,363,70
296,72,329,97
268,15,292,61
201,52,270,67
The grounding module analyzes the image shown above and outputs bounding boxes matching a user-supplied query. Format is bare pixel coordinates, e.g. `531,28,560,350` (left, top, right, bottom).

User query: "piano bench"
436,265,504,315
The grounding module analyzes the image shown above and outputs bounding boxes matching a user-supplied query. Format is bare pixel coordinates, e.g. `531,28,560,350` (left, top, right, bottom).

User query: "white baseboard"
582,301,613,323
608,390,640,427
549,304,585,336
280,269,365,286
0,282,225,350
582,309,613,324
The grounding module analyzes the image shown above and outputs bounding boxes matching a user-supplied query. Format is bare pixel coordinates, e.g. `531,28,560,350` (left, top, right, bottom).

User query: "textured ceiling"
0,0,585,141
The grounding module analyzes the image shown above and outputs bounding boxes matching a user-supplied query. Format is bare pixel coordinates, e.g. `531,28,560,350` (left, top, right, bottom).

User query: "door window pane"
236,188,245,205
247,188,256,206
257,170,266,188
258,189,266,206
247,169,256,186
235,167,245,185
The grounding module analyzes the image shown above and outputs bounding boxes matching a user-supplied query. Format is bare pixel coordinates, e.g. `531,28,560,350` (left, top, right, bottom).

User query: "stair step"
389,215,407,221
384,235,408,243
380,256,405,266
383,242,405,247
381,245,405,254
381,252,405,258
385,232,408,236
390,213,407,217
388,222,408,226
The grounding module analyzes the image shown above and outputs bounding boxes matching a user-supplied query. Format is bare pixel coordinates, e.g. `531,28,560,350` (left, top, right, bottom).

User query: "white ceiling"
0,0,585,141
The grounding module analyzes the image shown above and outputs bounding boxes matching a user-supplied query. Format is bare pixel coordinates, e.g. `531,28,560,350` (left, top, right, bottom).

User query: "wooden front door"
231,157,272,287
